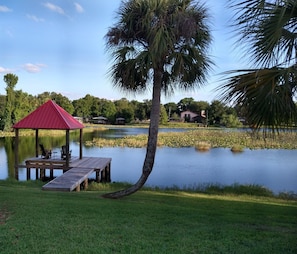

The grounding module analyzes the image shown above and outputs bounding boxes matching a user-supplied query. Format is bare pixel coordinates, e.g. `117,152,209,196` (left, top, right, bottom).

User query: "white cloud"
0,5,12,12
43,2,65,15
23,63,47,73
0,66,13,73
26,14,45,22
74,2,84,13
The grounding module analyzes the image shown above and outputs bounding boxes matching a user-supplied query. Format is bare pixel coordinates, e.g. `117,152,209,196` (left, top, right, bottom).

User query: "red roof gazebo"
13,100,84,179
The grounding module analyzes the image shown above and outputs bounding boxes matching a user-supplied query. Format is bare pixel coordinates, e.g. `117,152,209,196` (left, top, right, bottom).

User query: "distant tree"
160,105,168,124
36,92,51,105
104,0,212,198
114,98,134,123
49,92,74,114
72,94,102,120
72,97,90,118
170,112,180,121
3,73,18,131
208,100,227,126
177,97,195,112
142,99,152,119
131,100,147,121
14,91,37,122
0,95,6,129
164,102,178,119
221,113,242,128
99,99,117,122
89,97,101,117
191,100,209,113
234,102,248,122
170,113,181,122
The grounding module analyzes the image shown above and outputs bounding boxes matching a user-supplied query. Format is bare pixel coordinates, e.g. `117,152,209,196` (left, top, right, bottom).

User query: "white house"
180,110,198,122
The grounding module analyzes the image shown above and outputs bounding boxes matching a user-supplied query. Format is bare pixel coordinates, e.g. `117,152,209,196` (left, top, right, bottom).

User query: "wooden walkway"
42,167,95,192
23,156,111,192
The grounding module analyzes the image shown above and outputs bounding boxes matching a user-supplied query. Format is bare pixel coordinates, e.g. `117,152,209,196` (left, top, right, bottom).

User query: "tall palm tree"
3,73,18,131
103,0,212,198
219,0,297,131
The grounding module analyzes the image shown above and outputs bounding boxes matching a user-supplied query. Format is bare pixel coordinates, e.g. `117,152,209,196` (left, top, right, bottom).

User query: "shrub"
195,141,211,151
231,144,244,153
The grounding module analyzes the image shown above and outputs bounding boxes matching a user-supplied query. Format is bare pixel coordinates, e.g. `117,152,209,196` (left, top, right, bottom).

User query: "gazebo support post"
35,129,39,157
14,128,19,180
66,130,70,168
79,129,83,159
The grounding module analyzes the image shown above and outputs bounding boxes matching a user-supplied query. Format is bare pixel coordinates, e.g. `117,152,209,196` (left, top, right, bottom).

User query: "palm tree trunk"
102,69,162,199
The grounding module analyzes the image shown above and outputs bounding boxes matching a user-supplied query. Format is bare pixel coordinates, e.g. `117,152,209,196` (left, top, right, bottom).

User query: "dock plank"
70,157,111,169
42,167,94,191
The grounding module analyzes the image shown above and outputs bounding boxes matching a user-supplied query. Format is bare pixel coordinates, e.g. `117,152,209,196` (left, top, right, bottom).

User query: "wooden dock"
22,156,111,192
42,167,94,192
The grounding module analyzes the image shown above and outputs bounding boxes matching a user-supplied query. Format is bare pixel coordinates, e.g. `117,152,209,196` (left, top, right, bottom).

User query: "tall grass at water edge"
86,129,297,149
88,181,297,201
3,126,297,149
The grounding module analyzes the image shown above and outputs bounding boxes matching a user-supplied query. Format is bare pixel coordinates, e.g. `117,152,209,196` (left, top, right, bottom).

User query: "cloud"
0,66,13,73
43,2,65,15
26,14,45,22
0,5,12,12
74,2,84,13
23,63,47,73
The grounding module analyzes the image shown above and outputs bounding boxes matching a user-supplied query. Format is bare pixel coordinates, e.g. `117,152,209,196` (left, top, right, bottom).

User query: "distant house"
73,116,83,123
180,110,198,122
92,116,107,124
115,117,125,125
181,110,207,126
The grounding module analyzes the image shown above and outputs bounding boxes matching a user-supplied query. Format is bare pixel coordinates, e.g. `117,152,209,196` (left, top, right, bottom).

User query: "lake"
0,127,296,194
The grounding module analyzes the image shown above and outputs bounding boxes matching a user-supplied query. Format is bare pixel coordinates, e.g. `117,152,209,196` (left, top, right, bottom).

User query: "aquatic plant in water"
195,141,211,152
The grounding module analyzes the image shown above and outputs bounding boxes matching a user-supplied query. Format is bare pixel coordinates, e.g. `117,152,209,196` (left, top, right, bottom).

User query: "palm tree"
103,0,213,198
3,73,18,131
219,0,297,131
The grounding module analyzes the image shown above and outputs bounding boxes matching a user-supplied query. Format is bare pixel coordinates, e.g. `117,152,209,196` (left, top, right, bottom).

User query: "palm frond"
110,49,152,93
229,0,297,67
105,0,213,96
219,66,297,130
219,1,297,132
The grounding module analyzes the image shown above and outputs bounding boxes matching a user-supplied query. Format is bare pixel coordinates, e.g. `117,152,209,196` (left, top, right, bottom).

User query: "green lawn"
0,180,296,254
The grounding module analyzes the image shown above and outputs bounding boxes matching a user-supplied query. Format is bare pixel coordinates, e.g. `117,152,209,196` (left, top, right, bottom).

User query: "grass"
231,144,245,152
3,125,297,149
195,141,211,151
0,180,297,254
86,128,297,149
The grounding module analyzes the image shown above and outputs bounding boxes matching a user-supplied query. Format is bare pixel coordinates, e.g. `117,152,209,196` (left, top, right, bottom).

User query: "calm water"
84,127,196,139
81,145,297,194
0,127,296,194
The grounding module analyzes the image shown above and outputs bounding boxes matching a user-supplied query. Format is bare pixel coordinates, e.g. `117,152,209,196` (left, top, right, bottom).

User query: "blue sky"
0,1,243,103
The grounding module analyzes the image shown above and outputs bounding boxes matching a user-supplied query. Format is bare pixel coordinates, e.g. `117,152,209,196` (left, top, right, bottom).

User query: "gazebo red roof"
13,100,84,130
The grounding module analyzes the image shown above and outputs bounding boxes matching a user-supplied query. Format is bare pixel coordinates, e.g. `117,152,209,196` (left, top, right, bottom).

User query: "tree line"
1,73,243,131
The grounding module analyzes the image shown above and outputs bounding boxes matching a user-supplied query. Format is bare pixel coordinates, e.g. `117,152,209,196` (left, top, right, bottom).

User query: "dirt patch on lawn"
0,204,11,225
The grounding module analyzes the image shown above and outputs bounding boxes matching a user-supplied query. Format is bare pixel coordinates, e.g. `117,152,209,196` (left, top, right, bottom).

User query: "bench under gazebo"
13,100,111,191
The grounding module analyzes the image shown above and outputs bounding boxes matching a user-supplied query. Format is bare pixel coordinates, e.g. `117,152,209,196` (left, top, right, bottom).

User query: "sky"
0,0,244,104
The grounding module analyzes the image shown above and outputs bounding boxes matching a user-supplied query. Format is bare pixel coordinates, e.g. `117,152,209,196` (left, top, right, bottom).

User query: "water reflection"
0,128,296,194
